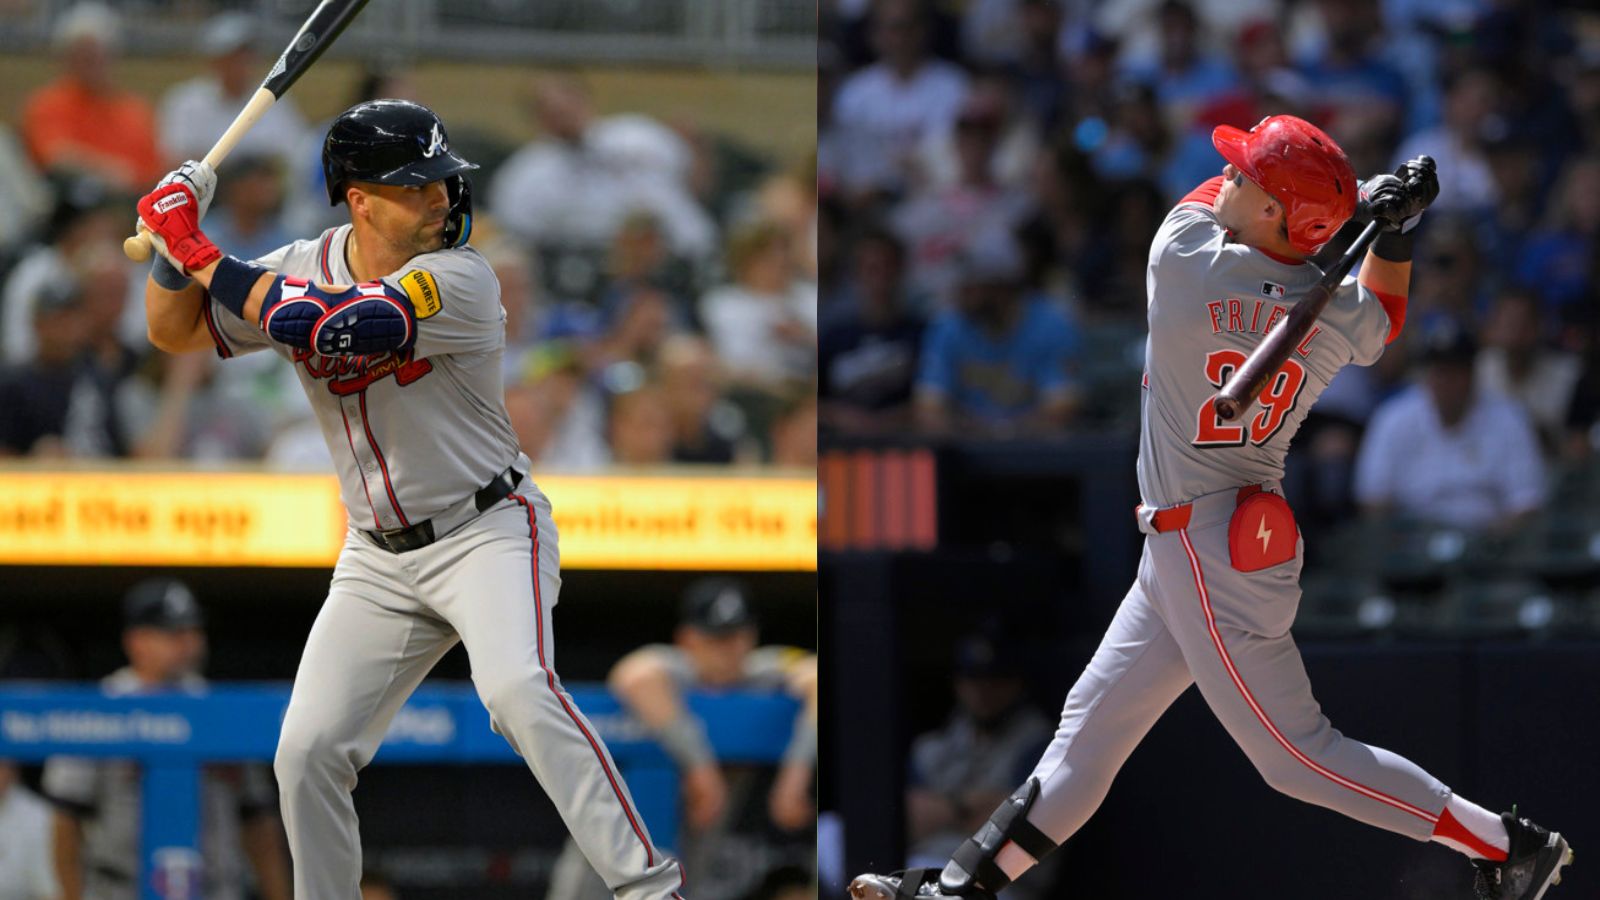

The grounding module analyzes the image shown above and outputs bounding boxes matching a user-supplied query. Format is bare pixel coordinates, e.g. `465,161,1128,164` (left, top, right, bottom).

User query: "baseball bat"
1212,219,1383,421
123,0,371,262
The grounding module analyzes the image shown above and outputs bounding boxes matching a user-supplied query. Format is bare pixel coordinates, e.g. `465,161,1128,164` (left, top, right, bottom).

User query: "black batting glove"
1395,155,1439,215
1357,156,1438,262
1357,156,1439,233
1357,174,1409,232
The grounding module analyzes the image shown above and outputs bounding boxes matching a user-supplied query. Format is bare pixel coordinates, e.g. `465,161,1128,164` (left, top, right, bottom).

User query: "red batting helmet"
1212,115,1357,255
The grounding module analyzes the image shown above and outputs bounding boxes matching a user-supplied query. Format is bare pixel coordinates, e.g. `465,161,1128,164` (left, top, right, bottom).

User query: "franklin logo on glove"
154,192,191,214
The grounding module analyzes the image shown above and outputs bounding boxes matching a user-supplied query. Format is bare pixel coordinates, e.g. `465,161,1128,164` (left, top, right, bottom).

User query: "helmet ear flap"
442,175,473,247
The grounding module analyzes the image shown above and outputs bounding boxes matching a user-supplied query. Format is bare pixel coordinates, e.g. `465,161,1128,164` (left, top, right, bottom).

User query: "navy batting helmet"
322,99,478,247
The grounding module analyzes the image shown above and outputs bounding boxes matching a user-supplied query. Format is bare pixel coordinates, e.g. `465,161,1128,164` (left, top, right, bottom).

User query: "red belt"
1138,485,1263,533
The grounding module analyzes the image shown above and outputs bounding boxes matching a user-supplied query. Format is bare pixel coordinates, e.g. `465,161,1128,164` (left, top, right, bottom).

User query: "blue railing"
0,683,796,900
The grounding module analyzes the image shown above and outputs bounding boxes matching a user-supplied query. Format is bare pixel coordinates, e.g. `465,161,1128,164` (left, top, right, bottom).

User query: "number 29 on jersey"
1192,348,1307,447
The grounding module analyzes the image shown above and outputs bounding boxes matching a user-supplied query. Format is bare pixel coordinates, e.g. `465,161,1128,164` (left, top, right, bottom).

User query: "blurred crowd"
0,2,818,471
819,0,1600,537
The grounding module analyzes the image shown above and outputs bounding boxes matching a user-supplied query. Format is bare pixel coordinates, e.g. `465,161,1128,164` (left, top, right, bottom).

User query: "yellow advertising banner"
0,470,816,571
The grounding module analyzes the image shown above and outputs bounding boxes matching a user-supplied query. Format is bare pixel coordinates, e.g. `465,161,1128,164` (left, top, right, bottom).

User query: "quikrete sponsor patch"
400,269,441,319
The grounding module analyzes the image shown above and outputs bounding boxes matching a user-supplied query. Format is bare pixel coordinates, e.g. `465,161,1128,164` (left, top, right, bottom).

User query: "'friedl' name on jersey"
1205,297,1323,359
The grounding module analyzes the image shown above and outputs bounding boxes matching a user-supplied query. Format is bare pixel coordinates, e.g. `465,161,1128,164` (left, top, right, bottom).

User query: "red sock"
1433,807,1509,862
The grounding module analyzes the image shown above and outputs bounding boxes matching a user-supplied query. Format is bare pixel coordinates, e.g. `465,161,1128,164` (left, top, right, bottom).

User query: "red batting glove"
136,183,222,273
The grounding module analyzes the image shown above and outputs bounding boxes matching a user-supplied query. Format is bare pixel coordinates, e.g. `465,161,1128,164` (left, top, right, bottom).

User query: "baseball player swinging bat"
1214,155,1439,421
852,120,1573,900
122,0,370,262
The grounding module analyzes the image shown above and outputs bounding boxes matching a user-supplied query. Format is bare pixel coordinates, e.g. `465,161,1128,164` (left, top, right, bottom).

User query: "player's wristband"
209,255,269,320
656,715,716,768
150,256,192,290
782,719,817,768
1372,229,1415,263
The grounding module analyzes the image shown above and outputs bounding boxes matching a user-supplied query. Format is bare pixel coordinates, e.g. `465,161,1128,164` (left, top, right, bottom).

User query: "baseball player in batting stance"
135,99,687,899
851,116,1575,900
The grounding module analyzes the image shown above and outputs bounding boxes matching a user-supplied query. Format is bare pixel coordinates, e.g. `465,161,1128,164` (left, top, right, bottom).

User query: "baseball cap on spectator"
681,578,756,635
45,173,119,244
1416,322,1478,368
198,13,255,57
953,635,1020,678
123,579,205,631
52,2,121,50
32,279,83,318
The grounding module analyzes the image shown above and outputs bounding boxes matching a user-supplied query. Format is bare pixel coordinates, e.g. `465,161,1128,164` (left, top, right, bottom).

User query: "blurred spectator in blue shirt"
1514,154,1600,323
820,227,925,433
1405,215,1492,332
0,280,88,457
1162,19,1318,200
1296,0,1408,140
1084,82,1171,182
1123,1,1240,129
914,229,1081,433
996,0,1070,131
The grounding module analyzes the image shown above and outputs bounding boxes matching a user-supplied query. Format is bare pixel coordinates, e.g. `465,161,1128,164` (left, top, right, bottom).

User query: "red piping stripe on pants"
509,493,671,880
1177,528,1439,826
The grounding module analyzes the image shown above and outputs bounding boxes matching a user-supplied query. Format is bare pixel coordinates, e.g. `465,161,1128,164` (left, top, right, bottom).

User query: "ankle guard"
939,778,1058,895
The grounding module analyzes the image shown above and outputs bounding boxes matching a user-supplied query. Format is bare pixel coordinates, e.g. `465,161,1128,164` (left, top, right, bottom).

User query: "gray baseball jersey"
41,669,276,900
1137,178,1391,507
197,227,684,899
200,224,519,531
1008,178,1464,867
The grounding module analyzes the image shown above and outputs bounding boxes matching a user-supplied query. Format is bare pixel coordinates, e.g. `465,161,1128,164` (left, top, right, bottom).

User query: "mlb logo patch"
1261,281,1285,300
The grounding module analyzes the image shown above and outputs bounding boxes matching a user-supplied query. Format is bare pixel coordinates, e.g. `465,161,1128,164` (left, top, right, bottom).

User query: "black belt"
364,467,523,554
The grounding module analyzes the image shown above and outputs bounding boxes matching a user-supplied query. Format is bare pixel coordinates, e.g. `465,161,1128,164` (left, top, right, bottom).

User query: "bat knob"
1213,394,1243,422
123,233,153,262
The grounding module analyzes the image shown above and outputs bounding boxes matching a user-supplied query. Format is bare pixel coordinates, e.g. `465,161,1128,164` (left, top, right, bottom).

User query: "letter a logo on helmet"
1212,115,1357,254
322,99,479,247
419,123,446,159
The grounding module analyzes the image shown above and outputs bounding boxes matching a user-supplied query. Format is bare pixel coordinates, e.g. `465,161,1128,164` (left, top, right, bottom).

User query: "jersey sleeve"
381,247,503,359
1325,276,1392,367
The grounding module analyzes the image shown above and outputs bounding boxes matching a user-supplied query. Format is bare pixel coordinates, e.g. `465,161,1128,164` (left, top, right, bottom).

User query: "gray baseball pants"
273,484,686,899
1022,486,1452,846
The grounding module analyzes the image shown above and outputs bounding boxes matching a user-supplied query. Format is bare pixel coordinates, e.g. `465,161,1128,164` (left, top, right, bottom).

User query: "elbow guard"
259,277,416,355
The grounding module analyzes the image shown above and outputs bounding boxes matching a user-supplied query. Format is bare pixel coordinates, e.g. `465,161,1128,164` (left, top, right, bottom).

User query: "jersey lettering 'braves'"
201,224,515,531
1137,177,1390,507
